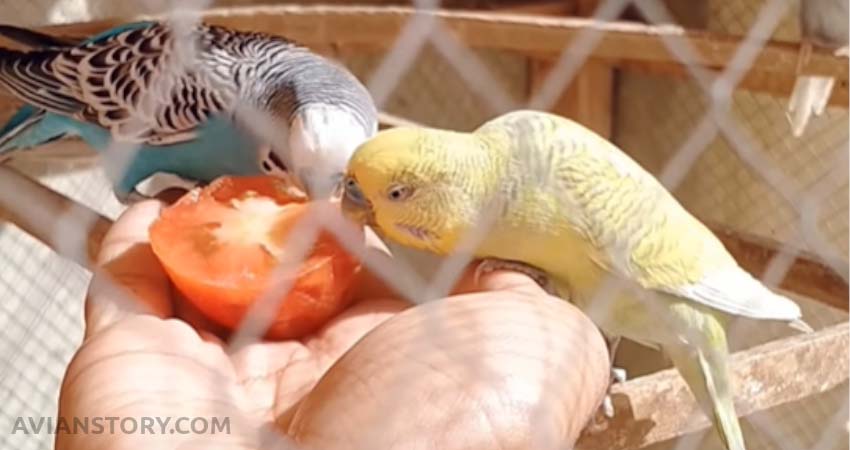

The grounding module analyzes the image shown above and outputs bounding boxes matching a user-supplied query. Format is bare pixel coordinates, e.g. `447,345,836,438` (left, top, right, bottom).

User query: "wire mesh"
0,0,847,449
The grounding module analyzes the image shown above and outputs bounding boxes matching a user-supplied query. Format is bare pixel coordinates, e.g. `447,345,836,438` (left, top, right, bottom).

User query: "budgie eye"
387,184,412,202
343,176,366,205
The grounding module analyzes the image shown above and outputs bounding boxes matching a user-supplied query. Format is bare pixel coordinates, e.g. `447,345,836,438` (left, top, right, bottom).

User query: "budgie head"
254,54,379,199
283,103,376,199
341,126,493,254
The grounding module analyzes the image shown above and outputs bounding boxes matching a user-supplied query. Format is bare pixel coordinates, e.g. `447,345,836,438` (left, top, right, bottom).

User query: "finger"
449,263,550,297
85,200,173,337
56,315,266,450
349,227,546,301
286,294,610,450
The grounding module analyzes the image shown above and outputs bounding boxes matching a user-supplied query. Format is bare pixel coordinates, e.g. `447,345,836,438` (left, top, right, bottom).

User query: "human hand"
55,199,610,450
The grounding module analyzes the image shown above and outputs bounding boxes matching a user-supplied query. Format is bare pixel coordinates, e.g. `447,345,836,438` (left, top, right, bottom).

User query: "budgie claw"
601,395,615,418
593,364,628,421
600,366,628,419
611,366,627,384
474,258,557,295
599,334,626,419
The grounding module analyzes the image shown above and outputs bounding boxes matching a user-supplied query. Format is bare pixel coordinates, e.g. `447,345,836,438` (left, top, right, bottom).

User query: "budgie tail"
0,24,76,49
0,106,46,158
666,341,746,450
0,106,81,163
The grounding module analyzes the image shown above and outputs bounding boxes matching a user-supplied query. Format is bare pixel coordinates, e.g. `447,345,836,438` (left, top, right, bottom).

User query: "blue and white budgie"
786,0,849,137
0,20,378,201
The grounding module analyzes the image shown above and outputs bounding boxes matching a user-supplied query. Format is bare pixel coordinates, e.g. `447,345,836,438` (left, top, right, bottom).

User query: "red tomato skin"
149,176,362,340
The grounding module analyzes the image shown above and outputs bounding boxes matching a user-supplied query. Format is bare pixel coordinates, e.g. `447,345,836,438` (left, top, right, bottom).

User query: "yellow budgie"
340,110,812,450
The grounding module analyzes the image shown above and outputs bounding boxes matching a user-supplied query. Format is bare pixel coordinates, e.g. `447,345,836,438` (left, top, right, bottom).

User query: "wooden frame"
19,6,848,86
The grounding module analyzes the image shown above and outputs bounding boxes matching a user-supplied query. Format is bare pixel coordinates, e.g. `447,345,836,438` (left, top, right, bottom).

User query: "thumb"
450,263,551,298
84,200,173,338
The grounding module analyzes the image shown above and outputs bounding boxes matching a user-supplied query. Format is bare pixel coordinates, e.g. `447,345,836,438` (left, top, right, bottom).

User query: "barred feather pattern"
0,22,376,146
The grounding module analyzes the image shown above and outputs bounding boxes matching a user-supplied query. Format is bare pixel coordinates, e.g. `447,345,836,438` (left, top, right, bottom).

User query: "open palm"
56,200,609,450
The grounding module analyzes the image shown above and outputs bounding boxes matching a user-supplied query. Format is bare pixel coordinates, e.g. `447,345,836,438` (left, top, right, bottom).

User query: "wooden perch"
21,5,847,94
577,321,849,449
619,59,849,107
0,165,110,269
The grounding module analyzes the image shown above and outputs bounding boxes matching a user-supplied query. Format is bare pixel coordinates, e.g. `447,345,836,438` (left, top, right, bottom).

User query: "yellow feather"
343,110,810,450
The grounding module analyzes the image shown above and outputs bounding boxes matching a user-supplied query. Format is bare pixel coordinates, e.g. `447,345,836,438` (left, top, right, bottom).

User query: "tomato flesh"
149,176,362,339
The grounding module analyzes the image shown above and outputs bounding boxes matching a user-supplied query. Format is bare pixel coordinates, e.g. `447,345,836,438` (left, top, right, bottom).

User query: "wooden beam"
488,0,577,15
618,59,849,107
23,5,846,81
527,0,615,139
577,321,850,450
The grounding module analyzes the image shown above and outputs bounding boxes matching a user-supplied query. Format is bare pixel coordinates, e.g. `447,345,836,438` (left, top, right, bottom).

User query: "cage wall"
614,0,849,449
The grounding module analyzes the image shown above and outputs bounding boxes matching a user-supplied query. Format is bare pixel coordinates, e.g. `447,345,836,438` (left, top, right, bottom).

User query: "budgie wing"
545,117,803,322
0,24,79,49
0,21,234,145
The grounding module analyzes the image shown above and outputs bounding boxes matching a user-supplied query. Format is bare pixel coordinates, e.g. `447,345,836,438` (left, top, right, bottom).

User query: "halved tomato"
149,175,362,340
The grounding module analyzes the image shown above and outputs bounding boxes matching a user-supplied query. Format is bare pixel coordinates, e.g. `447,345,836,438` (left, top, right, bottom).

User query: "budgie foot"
473,258,557,295
587,366,628,432
134,172,202,199
112,172,203,205
600,368,628,418
600,335,627,418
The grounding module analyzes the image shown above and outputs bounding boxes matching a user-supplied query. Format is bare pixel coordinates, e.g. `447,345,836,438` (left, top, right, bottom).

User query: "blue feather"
79,21,155,45
0,21,267,199
0,108,69,154
0,109,264,198
0,104,40,137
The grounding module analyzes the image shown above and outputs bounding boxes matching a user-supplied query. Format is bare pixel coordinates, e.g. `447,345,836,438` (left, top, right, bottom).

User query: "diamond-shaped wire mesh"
0,0,847,449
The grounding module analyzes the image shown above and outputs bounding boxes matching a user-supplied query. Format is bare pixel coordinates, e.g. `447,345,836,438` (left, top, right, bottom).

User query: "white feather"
668,267,804,322
287,103,376,193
